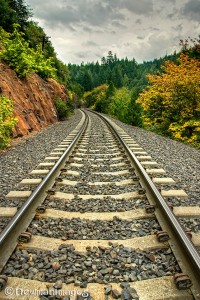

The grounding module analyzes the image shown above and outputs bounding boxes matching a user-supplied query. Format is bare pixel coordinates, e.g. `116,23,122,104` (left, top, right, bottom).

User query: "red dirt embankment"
0,62,68,137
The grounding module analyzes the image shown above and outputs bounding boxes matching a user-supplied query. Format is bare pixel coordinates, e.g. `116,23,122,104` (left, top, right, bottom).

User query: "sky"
25,0,200,65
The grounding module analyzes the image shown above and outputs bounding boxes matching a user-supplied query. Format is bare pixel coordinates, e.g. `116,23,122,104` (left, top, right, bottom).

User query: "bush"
0,25,56,79
54,99,70,120
83,84,108,108
0,95,17,149
137,53,200,146
109,87,132,123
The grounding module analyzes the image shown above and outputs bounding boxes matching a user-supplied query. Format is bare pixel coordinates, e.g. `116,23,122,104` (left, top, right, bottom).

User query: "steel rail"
88,109,200,298
0,110,89,272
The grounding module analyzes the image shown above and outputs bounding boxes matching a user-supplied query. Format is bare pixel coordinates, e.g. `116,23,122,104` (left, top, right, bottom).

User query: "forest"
69,44,200,147
0,0,200,148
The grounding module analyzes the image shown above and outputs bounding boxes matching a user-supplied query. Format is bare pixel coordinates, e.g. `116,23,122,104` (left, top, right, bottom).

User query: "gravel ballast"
106,115,200,207
3,245,181,284
29,217,161,240
0,110,82,206
44,197,148,213
1,110,199,208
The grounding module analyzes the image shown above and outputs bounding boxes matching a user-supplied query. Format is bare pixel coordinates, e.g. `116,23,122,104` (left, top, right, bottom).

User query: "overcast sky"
25,0,200,65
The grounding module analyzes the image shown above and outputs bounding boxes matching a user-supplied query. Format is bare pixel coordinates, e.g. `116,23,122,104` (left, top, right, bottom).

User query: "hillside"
0,61,68,137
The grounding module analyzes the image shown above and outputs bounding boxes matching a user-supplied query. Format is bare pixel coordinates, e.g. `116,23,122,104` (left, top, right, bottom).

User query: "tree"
107,50,114,65
180,36,200,60
84,84,108,108
109,87,132,123
111,65,124,88
137,53,200,145
0,0,32,32
0,0,17,32
9,0,32,29
106,81,115,98
0,25,56,78
128,90,143,126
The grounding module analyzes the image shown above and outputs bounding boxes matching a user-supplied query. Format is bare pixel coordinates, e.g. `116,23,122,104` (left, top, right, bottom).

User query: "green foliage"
54,99,70,120
33,46,56,79
0,0,17,33
128,90,143,127
69,82,84,99
0,25,56,79
109,87,132,123
68,51,179,94
0,96,18,149
24,21,70,84
84,84,108,109
0,0,32,32
106,81,115,98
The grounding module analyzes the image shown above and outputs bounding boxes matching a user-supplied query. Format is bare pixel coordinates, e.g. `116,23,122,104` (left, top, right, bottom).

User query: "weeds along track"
0,109,200,300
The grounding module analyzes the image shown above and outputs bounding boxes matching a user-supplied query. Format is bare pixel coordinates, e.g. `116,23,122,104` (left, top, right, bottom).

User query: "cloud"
121,0,153,14
103,0,153,14
135,33,179,61
171,24,183,32
75,51,88,59
182,0,200,21
82,40,98,47
29,0,126,29
111,20,127,28
135,19,142,24
28,0,155,31
26,0,199,64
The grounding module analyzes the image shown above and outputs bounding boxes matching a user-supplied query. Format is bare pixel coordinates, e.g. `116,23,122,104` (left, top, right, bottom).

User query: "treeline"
68,51,178,99
69,40,200,147
0,0,77,149
0,0,69,84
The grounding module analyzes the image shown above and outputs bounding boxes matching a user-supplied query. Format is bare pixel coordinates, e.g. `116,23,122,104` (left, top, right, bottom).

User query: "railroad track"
0,109,200,300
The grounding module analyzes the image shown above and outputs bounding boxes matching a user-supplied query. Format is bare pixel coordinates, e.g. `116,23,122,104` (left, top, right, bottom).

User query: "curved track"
0,109,200,300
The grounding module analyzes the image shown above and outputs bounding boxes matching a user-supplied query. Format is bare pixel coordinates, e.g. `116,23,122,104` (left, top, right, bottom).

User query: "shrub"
137,53,200,146
109,87,132,123
54,98,70,120
0,25,56,79
0,95,17,149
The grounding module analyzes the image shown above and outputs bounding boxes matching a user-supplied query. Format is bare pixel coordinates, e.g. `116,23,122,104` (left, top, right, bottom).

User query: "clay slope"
0,62,68,137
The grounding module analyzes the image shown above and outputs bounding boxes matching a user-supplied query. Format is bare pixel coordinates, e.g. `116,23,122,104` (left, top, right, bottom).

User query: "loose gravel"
0,110,82,206
178,218,200,233
29,217,161,240
57,182,139,195
3,244,180,285
107,115,200,207
44,197,148,213
1,110,198,297
0,218,11,234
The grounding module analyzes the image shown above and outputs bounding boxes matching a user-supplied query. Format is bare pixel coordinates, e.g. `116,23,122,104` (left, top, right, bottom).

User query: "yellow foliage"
83,84,108,107
137,53,200,146
68,91,73,101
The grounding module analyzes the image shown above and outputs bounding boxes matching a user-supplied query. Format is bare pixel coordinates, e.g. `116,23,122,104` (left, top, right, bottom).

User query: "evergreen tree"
0,0,32,32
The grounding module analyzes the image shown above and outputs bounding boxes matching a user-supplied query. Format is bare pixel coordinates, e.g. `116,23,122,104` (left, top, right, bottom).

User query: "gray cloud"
29,0,155,30
120,0,153,14
183,0,200,21
135,19,142,24
103,0,153,14
82,41,98,47
26,0,198,64
111,20,127,28
172,24,183,32
75,51,89,59
30,0,126,28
